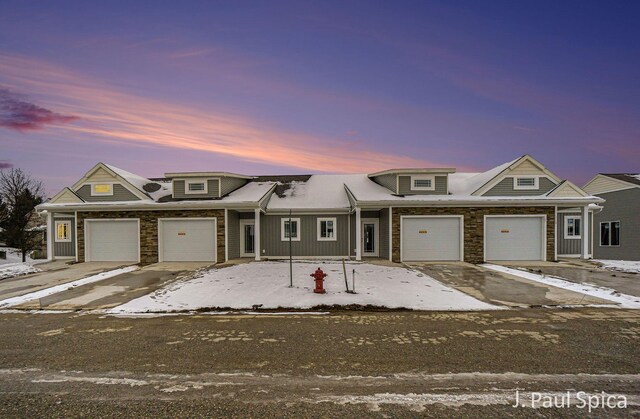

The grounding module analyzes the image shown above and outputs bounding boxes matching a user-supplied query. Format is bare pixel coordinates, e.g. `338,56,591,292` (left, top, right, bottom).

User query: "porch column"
224,209,229,262
46,212,53,261
355,207,362,261
581,205,590,259
388,207,393,262
254,208,261,261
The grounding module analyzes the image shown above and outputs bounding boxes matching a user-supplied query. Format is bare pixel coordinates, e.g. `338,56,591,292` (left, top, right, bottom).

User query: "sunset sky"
1,0,638,196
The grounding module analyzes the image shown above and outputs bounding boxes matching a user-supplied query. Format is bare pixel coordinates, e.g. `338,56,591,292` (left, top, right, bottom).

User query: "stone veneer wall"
77,209,225,264
392,206,555,263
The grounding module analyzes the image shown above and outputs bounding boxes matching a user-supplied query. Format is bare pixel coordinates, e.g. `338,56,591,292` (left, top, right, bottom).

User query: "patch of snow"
595,260,640,274
0,263,41,280
267,175,352,209
111,261,499,312
0,266,139,308
483,264,640,309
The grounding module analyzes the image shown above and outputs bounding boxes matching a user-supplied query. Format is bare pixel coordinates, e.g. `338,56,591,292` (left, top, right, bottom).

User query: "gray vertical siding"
398,175,448,195
76,184,140,202
220,177,248,197
371,174,397,193
260,214,349,257
52,215,75,257
172,179,220,199
227,210,240,260
557,212,583,255
483,177,557,196
593,189,640,260
379,209,389,259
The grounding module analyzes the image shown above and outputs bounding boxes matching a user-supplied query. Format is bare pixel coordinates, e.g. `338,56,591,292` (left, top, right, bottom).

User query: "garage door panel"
160,219,216,262
87,220,139,262
485,217,544,261
402,217,461,261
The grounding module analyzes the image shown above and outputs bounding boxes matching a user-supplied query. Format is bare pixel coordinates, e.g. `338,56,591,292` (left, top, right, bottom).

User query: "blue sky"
0,0,638,194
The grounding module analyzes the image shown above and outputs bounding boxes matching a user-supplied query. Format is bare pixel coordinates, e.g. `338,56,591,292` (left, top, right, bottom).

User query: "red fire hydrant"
310,268,327,294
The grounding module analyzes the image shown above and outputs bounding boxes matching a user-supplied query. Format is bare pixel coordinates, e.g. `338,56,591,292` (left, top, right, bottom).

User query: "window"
281,217,301,241
513,177,539,190
600,221,620,246
185,179,208,194
564,216,581,239
55,220,71,242
317,217,337,241
411,175,435,191
91,183,113,196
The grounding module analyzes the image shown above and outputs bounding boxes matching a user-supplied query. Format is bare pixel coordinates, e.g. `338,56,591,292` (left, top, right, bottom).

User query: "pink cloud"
0,87,79,131
0,53,446,173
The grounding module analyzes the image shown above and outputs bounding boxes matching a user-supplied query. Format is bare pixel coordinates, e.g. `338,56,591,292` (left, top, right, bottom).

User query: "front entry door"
361,218,379,257
240,220,255,257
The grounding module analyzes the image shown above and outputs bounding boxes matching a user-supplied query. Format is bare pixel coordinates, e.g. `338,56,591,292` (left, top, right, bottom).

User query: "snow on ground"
595,260,640,274
0,263,41,280
0,247,45,280
483,264,640,309
0,266,139,308
111,261,499,313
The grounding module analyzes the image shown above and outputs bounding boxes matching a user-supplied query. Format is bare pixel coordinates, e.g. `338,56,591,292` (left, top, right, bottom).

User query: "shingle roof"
602,173,640,187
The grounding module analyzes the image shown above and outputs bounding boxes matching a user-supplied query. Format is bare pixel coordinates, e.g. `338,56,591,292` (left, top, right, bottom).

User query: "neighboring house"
583,173,640,261
36,155,601,265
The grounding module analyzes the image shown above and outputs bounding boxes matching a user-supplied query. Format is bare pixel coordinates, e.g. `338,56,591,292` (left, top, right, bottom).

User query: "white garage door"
86,220,139,262
485,216,544,261
402,217,462,261
159,219,217,262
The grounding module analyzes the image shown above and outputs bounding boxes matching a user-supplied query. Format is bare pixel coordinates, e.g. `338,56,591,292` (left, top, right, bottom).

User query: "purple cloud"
0,88,79,131
0,161,12,169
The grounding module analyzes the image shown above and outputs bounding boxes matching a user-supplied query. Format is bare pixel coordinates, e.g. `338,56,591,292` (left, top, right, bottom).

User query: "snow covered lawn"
483,264,640,309
595,260,640,274
111,261,499,313
0,263,41,280
0,247,44,280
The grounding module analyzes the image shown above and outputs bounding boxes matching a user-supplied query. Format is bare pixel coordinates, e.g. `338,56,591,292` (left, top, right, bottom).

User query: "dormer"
165,172,253,199
367,168,456,195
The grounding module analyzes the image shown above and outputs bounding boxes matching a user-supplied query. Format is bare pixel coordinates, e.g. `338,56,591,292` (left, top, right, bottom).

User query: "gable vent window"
411,175,435,191
91,183,113,196
185,179,208,194
514,177,539,190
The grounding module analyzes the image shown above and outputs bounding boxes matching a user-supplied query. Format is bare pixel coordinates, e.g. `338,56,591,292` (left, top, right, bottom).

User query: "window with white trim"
281,218,301,241
185,179,208,194
564,216,581,239
600,221,620,246
513,176,539,190
411,175,435,191
91,183,113,196
317,217,337,241
55,220,71,242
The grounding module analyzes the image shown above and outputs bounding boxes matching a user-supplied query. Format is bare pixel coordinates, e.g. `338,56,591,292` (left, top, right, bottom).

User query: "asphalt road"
1,308,639,417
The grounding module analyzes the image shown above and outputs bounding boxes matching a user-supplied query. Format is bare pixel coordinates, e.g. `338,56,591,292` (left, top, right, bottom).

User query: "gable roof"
602,173,640,187
546,180,590,198
71,163,152,201
48,187,84,204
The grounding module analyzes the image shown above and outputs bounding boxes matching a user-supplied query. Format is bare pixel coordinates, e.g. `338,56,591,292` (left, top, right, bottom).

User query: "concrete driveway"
14,262,212,310
0,261,129,301
410,262,612,307
502,262,640,297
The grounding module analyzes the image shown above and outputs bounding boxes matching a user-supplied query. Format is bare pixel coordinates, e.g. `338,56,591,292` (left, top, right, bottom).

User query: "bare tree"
0,168,45,262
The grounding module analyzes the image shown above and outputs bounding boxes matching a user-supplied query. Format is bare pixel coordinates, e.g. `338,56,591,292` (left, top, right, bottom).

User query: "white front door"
361,218,379,257
240,220,255,257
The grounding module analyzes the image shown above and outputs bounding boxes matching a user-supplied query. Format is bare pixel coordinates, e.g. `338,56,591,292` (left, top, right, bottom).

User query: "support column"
46,212,53,261
388,207,393,262
581,205,590,259
254,208,261,261
224,209,229,262
355,207,362,261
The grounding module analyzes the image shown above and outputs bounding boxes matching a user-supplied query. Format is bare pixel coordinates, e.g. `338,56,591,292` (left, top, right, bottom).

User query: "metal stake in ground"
288,209,293,288
342,258,349,292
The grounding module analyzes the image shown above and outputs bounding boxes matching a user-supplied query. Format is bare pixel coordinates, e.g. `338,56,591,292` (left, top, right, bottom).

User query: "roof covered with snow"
267,175,354,210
